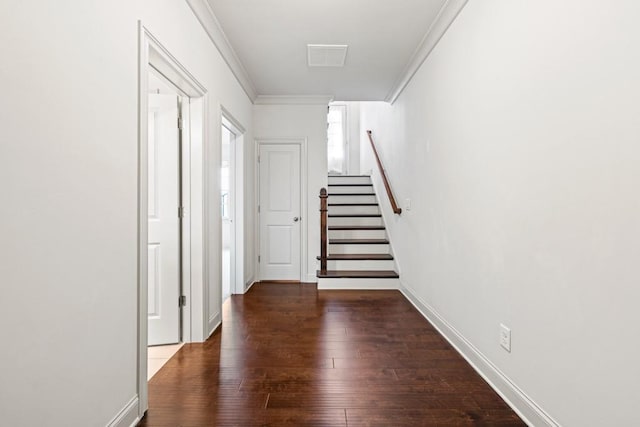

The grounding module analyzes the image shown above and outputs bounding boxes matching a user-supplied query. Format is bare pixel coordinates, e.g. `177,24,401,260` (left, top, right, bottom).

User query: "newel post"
319,187,328,273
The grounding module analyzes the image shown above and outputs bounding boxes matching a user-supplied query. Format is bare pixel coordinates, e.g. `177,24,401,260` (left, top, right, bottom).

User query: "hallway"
139,283,524,426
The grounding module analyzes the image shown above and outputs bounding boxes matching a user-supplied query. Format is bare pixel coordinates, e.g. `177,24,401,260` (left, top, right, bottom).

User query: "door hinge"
178,206,185,218
177,117,183,130
179,295,186,307
258,255,261,263
257,155,260,163
258,205,260,213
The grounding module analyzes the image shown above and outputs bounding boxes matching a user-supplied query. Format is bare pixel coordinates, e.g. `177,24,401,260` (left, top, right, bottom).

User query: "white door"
148,89,181,346
259,144,302,280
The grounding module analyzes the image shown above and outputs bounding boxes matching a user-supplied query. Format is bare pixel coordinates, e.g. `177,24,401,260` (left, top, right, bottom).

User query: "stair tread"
317,254,394,260
316,270,399,279
329,238,389,244
328,193,376,196
328,225,386,230
328,183,373,187
328,214,382,218
328,203,379,206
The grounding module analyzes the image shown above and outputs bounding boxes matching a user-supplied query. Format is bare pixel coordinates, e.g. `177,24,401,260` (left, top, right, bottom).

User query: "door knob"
293,217,300,222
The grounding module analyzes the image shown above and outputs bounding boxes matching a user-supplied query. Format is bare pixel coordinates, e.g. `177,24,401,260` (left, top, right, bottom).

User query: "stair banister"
366,130,402,215
319,187,328,273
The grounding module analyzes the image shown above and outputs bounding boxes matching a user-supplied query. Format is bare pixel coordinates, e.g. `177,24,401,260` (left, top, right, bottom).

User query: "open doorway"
146,69,186,378
138,24,209,418
219,113,246,302
221,123,235,303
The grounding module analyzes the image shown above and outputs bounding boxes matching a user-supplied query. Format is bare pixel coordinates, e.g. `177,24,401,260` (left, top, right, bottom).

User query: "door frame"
137,23,208,418
220,121,236,302
255,138,308,282
146,79,185,346
221,112,246,297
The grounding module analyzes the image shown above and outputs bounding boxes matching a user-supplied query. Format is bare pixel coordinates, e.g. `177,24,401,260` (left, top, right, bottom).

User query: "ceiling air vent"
307,44,348,67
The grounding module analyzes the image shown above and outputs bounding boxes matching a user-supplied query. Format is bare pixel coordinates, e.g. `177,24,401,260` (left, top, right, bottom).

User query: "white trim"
400,282,561,427
180,97,193,343
306,273,319,283
245,278,257,292
185,0,257,101
220,121,236,301
137,22,208,418
207,312,222,339
254,95,334,105
106,396,139,427
317,277,399,290
221,111,246,297
221,105,246,134
385,0,469,104
255,138,308,282
192,96,209,343
137,23,150,417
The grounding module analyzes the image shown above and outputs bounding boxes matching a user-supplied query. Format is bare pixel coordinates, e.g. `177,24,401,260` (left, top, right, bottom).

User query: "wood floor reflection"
139,282,525,426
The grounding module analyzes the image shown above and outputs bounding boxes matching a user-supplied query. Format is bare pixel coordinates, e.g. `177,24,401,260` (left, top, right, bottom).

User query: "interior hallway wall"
253,103,329,282
359,1,640,426
0,0,252,425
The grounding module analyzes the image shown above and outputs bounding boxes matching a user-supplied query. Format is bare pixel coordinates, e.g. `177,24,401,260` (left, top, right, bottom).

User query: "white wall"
253,103,328,282
360,1,640,426
242,133,258,288
0,1,252,425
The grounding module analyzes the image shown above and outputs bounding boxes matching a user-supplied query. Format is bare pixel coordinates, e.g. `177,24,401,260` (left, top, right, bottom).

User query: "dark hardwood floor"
139,282,525,426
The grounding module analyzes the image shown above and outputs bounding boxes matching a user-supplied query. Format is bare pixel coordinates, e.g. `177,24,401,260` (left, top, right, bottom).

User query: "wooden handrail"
319,187,328,273
366,130,402,215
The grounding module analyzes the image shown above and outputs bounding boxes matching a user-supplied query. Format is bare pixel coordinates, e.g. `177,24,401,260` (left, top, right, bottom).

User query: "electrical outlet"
500,324,511,352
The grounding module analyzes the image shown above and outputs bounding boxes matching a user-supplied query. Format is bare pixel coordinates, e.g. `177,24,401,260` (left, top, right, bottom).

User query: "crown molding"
385,0,469,104
186,0,258,101
254,95,334,106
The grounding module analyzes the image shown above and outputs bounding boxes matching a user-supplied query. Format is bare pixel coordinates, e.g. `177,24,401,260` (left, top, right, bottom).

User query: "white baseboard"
400,283,560,427
305,273,319,283
106,396,139,427
207,312,221,339
245,279,256,292
242,276,256,293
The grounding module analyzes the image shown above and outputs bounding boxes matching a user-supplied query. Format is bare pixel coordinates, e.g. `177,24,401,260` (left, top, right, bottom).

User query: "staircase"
316,175,400,289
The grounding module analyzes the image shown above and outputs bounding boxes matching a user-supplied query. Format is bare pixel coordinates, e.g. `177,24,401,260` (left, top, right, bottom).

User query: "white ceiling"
206,0,448,101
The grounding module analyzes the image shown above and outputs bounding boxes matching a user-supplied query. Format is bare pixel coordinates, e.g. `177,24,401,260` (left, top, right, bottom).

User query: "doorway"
138,24,208,418
220,123,235,303
147,69,184,347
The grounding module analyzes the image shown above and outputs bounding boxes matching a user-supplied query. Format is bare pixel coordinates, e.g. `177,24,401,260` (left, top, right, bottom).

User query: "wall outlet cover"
500,323,511,352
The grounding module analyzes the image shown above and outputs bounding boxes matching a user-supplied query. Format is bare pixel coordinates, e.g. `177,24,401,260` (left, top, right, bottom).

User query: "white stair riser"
328,217,383,226
329,243,390,254
317,277,400,290
328,195,377,204
328,229,387,240
329,205,380,215
329,185,374,194
328,176,372,185
326,260,396,270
